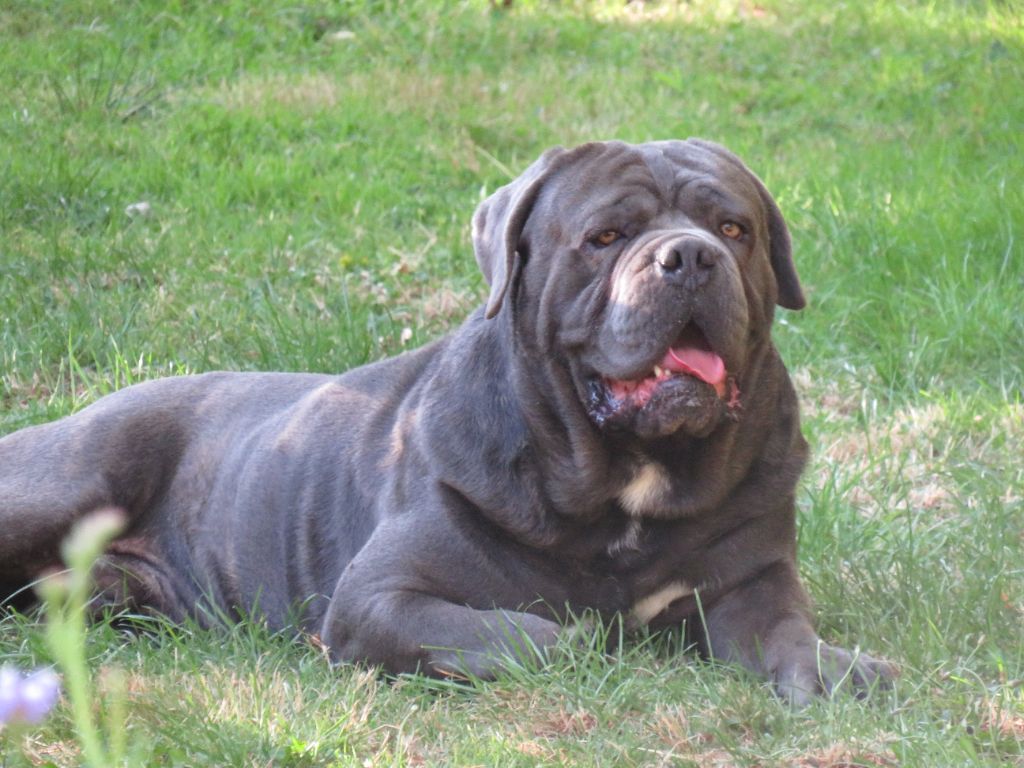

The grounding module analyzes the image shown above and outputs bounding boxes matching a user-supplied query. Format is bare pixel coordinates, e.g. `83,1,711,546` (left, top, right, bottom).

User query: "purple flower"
0,666,61,727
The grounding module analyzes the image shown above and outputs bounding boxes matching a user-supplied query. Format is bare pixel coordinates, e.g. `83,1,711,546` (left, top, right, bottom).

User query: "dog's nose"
656,247,683,271
656,238,718,275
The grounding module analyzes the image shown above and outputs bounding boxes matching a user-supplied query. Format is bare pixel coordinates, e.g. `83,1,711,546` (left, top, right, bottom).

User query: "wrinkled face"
474,140,802,442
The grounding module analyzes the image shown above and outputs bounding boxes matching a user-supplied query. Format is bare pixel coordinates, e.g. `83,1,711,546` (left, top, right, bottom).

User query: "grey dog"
0,139,895,704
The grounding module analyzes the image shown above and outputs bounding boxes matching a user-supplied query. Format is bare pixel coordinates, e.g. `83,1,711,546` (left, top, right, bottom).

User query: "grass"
1,0,1022,765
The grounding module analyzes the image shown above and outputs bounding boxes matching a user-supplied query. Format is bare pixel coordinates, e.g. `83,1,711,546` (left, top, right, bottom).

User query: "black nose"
656,238,719,274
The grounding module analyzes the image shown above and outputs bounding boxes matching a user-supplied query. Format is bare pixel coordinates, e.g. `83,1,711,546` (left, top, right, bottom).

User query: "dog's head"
473,139,804,441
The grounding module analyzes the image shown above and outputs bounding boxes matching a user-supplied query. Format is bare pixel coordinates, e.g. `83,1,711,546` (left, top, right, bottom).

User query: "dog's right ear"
472,147,568,319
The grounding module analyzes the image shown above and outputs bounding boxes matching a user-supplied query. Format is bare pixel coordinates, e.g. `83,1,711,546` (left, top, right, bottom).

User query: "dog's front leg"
323,592,562,679
701,560,895,705
318,521,563,679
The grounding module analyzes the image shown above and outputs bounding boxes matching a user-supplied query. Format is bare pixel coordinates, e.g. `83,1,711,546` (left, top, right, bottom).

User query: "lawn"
1,0,1022,765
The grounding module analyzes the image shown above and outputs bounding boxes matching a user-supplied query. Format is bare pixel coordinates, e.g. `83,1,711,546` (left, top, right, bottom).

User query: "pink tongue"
662,344,727,396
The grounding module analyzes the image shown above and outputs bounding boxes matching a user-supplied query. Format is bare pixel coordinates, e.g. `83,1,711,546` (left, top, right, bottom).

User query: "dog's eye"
720,221,744,240
591,230,623,247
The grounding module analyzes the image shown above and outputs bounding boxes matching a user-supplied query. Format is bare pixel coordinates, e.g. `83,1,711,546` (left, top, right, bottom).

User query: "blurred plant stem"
36,509,127,768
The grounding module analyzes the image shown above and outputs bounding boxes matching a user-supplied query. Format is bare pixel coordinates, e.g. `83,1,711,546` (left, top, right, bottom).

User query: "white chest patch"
618,462,670,516
630,580,693,626
606,518,643,556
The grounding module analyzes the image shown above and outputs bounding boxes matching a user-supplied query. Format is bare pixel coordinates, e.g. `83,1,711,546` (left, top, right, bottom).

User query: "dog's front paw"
422,609,565,680
773,640,898,707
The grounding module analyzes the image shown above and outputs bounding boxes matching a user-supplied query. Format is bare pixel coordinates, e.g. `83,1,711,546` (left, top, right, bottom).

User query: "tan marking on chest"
630,580,693,626
618,462,670,516
606,518,644,556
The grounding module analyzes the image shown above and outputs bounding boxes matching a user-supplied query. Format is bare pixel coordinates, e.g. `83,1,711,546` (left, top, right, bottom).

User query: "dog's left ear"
688,139,806,310
472,146,572,319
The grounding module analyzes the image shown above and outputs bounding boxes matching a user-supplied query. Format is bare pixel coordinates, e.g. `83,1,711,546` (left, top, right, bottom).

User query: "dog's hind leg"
1,417,114,604
0,391,189,608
